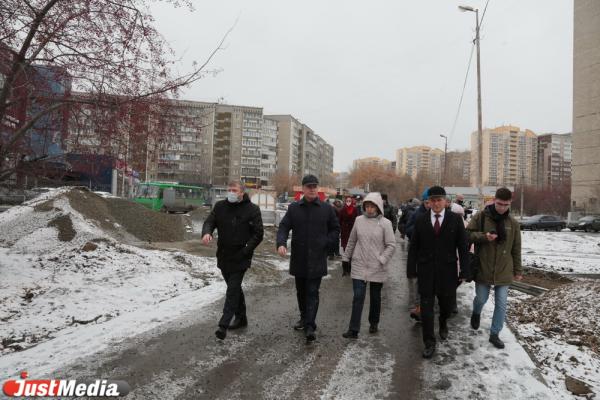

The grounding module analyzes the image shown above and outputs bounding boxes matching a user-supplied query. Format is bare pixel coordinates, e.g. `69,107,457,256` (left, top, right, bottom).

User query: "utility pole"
520,169,525,220
440,134,448,186
460,5,484,208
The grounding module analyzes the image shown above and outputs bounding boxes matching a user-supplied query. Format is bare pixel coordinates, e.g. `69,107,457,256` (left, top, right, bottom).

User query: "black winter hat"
427,185,447,198
301,174,319,186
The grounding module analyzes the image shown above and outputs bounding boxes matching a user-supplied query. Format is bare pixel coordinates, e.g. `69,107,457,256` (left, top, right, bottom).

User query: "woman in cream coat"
341,192,397,338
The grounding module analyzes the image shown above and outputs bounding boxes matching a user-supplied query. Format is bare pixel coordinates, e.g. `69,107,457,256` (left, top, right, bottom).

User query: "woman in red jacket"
339,196,359,276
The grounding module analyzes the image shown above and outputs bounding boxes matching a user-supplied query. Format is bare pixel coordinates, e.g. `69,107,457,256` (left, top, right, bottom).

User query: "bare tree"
0,0,230,184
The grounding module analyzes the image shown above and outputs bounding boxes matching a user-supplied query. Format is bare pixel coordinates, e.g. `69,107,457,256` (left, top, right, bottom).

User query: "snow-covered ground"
421,283,555,399
521,231,600,274
509,281,600,399
0,189,225,379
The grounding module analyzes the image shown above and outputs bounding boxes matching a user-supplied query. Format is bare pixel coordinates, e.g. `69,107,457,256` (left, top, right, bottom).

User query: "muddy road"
56,240,428,399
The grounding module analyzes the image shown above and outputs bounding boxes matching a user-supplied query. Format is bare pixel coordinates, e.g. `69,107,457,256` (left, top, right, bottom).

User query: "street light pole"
459,5,484,208
440,134,448,186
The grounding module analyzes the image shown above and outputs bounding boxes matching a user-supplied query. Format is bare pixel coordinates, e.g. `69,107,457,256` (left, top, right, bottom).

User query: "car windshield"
579,216,595,222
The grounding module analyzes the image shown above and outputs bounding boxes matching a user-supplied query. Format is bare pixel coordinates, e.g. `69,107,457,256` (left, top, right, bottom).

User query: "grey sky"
151,0,573,172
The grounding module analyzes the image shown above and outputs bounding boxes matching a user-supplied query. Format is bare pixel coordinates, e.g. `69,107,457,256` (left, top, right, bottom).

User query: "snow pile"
521,231,600,274
509,281,600,398
0,187,220,357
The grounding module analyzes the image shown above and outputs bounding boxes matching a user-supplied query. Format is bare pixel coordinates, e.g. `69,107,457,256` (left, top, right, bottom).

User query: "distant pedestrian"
276,174,341,343
398,198,419,239
339,195,360,276
467,187,522,349
330,199,343,258
407,186,470,359
202,181,264,340
381,193,398,233
341,192,396,339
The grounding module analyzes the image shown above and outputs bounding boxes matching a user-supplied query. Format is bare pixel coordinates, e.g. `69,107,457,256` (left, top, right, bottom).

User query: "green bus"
133,182,205,213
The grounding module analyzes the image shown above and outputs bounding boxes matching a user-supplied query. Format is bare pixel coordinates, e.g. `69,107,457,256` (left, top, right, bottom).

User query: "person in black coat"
407,186,470,359
276,175,340,343
202,181,264,340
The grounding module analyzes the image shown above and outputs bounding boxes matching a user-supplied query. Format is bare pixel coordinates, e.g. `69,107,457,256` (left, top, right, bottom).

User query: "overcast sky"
150,0,573,172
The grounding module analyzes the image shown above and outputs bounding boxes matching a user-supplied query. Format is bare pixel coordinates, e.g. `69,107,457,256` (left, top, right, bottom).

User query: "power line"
448,43,475,147
447,0,491,148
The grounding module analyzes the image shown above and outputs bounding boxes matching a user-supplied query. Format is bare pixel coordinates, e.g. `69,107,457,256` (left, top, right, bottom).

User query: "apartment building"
395,146,444,180
445,150,471,186
352,157,393,171
156,100,215,185
261,117,278,186
265,114,303,177
537,133,572,188
471,125,537,187
572,0,600,212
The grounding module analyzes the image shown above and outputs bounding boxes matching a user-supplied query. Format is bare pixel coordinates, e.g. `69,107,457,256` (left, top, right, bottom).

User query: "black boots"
422,343,436,359
215,327,226,340
342,330,358,339
306,327,316,343
439,320,448,341
369,324,378,334
228,316,248,330
470,313,481,330
489,334,505,349
293,319,305,331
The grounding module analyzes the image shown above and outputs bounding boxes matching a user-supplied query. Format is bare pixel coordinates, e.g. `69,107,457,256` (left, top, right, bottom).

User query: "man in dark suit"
407,186,470,358
276,174,341,343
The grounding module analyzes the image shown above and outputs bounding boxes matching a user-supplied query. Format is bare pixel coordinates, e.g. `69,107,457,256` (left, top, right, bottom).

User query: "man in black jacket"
407,186,470,359
202,181,264,340
276,175,340,343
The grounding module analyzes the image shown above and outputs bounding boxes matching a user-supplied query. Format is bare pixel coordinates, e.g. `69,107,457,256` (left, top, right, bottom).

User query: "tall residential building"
266,115,302,176
537,133,572,188
353,157,393,171
445,150,471,186
572,0,600,212
395,146,444,180
471,125,537,187
261,117,278,186
157,100,215,185
213,104,264,187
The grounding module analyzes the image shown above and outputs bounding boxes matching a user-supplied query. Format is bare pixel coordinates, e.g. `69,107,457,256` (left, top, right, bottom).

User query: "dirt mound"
510,280,600,354
63,188,188,243
48,214,76,242
522,266,573,289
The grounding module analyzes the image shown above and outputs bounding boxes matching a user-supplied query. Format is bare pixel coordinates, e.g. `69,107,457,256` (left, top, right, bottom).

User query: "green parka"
467,208,522,285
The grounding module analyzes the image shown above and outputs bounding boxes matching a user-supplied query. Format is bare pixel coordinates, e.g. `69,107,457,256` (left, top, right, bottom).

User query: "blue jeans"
349,279,383,332
472,283,509,335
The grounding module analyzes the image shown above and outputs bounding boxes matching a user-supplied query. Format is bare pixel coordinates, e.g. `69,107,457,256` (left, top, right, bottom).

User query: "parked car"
519,215,566,231
567,216,600,232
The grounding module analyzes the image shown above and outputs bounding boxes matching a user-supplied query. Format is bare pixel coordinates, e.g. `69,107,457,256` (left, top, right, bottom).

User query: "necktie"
434,214,441,236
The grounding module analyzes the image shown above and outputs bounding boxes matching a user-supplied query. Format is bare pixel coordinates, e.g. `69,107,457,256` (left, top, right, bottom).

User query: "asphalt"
55,239,426,399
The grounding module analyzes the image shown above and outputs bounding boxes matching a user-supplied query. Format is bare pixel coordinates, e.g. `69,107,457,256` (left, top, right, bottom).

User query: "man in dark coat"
202,181,264,340
276,174,341,343
407,186,470,359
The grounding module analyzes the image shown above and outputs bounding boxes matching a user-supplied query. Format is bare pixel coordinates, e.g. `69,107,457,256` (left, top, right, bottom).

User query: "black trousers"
218,269,247,329
420,293,454,345
295,277,322,330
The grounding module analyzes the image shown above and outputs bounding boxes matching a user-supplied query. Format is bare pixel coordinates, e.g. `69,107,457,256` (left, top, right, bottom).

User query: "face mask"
227,192,240,203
